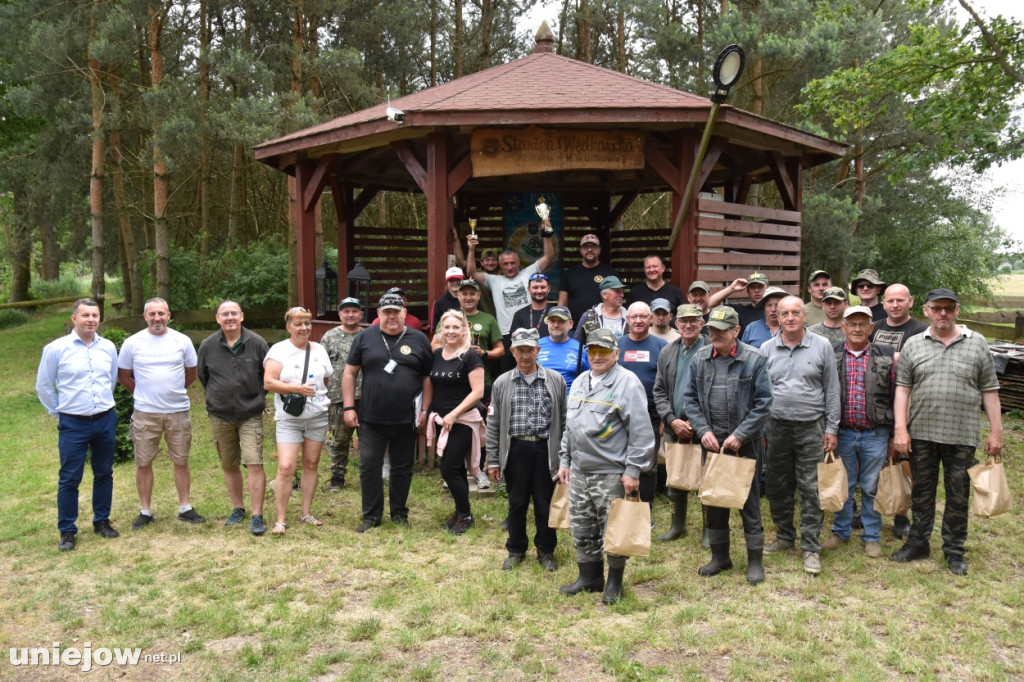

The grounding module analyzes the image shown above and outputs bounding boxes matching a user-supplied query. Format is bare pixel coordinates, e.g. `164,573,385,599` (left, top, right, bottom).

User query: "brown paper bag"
817,450,849,513
548,481,571,529
656,440,667,465
603,495,651,557
698,448,755,510
873,458,912,516
968,456,1013,518
665,440,703,491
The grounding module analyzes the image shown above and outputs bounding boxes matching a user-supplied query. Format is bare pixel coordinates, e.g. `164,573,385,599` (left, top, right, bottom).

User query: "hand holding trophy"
536,197,554,237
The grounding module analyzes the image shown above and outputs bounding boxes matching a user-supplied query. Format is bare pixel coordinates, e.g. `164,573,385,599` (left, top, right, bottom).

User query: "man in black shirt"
429,267,464,332
707,271,770,332
343,293,434,533
558,233,620,324
510,273,555,339
852,269,887,322
628,255,686,311
870,283,928,357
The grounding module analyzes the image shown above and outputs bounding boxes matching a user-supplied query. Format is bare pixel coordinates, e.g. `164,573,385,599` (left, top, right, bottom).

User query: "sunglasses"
529,273,548,282
586,346,613,357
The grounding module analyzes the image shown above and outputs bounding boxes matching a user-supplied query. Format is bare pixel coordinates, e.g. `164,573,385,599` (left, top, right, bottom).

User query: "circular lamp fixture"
711,44,745,104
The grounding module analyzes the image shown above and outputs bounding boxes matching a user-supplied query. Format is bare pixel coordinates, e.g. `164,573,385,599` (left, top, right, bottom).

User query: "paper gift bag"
817,450,849,513
603,495,651,557
968,456,1012,518
698,448,755,510
657,440,667,465
873,458,912,516
548,481,571,529
665,440,703,491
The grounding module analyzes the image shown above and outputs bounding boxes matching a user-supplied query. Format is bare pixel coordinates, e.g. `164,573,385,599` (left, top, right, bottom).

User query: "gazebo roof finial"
534,21,555,54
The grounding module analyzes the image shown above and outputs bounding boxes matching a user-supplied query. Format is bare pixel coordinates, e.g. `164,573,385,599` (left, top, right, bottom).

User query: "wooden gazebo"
254,27,844,337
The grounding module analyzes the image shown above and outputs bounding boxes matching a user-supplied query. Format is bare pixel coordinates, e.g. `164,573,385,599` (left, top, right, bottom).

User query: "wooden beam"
425,132,451,314
390,140,429,193
332,179,355,300
447,155,473,198
696,136,728,191
671,129,698,287
609,190,639,228
293,159,318,312
302,154,338,213
352,185,381,219
644,142,683,194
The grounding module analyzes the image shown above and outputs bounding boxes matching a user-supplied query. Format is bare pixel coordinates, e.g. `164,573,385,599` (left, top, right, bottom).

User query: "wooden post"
293,159,318,312
670,129,698,288
425,132,451,318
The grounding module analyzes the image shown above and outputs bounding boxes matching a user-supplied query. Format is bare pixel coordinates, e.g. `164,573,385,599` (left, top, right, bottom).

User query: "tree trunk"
287,0,304,306
198,0,211,260
479,0,492,71
616,7,626,73
109,67,143,316
149,2,170,302
228,141,246,248
429,0,437,86
89,0,106,317
40,222,59,280
454,0,463,78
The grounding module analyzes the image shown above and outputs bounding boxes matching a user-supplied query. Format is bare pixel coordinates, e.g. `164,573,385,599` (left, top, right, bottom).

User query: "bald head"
883,283,913,325
626,301,652,340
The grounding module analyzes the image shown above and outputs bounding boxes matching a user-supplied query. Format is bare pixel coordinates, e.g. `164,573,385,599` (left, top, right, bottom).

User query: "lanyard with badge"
380,327,407,376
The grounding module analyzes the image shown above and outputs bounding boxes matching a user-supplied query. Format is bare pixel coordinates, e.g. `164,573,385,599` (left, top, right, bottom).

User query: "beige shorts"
131,410,192,466
209,414,265,470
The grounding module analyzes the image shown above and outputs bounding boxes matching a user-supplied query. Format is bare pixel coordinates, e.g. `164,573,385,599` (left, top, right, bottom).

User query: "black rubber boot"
559,561,605,595
602,563,625,605
701,504,711,549
746,533,765,585
656,492,688,542
698,541,733,576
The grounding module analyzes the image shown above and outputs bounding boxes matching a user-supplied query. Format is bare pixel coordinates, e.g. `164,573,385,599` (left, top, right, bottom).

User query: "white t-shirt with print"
265,340,333,420
483,261,541,334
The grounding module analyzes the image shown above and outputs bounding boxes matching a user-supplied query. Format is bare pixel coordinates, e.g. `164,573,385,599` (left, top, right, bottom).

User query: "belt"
511,435,545,442
59,408,114,421
842,424,880,432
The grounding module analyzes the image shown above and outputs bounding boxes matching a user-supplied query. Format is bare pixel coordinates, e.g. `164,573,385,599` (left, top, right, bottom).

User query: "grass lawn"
2,307,1022,680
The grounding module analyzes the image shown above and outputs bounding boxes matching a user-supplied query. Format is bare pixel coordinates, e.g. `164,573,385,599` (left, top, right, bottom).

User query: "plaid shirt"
840,345,873,430
509,369,552,439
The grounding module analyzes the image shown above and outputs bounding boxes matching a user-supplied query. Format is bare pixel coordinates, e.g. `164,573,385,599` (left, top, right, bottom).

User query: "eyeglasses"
529,273,548,282
626,314,651,320
844,322,872,330
856,282,876,289
928,304,957,314
586,346,613,357
217,310,241,317
677,318,702,326
580,244,599,250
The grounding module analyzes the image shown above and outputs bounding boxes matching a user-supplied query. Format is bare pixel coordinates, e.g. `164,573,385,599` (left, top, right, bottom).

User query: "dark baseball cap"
925,288,959,304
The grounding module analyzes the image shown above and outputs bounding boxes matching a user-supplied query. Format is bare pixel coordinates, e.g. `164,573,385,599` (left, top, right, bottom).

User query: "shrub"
29,274,86,300
0,309,30,330
101,326,135,465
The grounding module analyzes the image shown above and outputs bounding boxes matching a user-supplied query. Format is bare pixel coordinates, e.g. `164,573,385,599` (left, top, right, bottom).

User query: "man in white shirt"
118,298,203,529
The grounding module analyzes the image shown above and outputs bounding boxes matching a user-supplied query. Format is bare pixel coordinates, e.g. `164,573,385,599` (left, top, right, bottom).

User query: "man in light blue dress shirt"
36,298,120,552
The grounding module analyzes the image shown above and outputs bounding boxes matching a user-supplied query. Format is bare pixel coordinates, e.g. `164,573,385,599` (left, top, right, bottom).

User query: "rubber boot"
559,560,605,596
701,505,711,549
656,492,688,542
698,540,733,576
745,533,765,585
602,562,625,605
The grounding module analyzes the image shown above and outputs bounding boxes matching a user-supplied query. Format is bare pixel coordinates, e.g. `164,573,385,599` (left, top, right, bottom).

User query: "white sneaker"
382,460,391,481
475,472,490,490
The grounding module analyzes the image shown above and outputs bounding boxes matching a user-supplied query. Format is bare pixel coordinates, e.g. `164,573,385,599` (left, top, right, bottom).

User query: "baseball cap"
843,306,873,319
339,297,362,309
747,272,769,286
706,306,739,330
851,268,886,288
378,294,405,311
545,306,572,321
688,281,710,293
753,286,789,308
585,328,618,350
675,304,704,319
480,248,498,259
580,234,601,247
458,279,480,291
822,287,848,302
386,286,406,297
445,267,465,281
510,327,540,348
599,276,625,291
807,269,831,284
650,298,672,313
925,288,959,304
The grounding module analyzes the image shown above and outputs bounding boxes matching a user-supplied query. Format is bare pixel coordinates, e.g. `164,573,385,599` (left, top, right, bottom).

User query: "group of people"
37,243,1002,603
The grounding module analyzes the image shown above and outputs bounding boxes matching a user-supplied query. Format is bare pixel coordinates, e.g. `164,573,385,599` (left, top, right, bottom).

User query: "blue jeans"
831,426,889,543
57,410,117,533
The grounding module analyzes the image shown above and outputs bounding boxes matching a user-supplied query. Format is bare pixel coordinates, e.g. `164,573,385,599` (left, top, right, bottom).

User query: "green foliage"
0,308,30,330
28,275,86,301
100,326,134,465
213,238,290,308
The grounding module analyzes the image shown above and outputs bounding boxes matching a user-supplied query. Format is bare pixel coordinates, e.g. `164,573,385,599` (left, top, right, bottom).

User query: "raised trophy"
468,217,477,237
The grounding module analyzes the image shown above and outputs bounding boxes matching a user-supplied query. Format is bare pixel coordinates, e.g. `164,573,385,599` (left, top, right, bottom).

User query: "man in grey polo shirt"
762,295,841,574
890,288,1002,576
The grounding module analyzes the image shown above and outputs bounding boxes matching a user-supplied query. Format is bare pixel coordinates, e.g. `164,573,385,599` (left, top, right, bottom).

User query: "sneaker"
356,519,380,533
251,515,267,536
224,507,246,526
864,541,882,558
802,551,821,575
58,532,76,552
475,472,490,490
177,508,206,524
449,513,474,535
441,511,459,530
822,535,847,551
93,519,119,538
502,552,525,570
382,460,391,481
329,475,345,491
537,551,558,572
131,513,154,530
764,538,795,553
